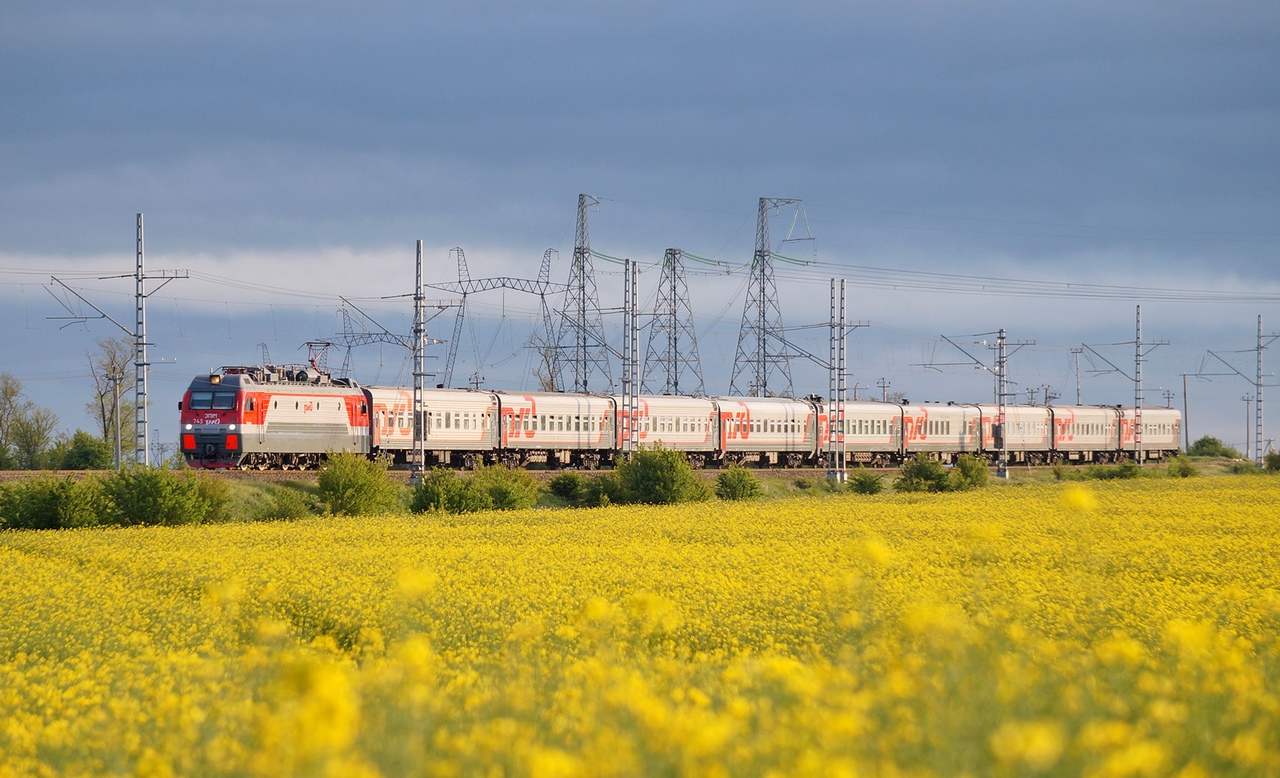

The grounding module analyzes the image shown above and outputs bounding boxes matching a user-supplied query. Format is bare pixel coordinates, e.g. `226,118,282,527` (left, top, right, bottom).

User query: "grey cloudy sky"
3,1,1279,452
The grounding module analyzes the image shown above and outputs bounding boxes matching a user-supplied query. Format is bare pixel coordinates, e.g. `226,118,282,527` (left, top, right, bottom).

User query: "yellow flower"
990,719,1066,772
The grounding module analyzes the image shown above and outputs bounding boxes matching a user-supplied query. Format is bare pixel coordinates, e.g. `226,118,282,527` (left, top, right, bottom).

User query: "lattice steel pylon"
642,249,706,396
553,194,613,392
729,197,799,397
425,247,564,389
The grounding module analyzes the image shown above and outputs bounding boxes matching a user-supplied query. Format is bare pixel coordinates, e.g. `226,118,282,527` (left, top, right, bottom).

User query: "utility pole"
939,329,1034,480
620,258,640,457
1070,347,1084,405
995,330,1010,479
48,213,187,467
1242,394,1254,460
878,377,891,403
1207,315,1279,468
827,279,848,482
1081,305,1166,465
411,240,427,486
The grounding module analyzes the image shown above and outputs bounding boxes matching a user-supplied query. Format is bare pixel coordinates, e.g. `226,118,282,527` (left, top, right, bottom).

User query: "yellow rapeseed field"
1,478,1278,777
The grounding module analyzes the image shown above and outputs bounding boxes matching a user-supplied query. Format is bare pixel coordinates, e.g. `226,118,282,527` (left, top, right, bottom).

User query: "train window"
296,402,300,410
189,391,214,409
246,398,255,412
574,416,581,432
211,393,237,410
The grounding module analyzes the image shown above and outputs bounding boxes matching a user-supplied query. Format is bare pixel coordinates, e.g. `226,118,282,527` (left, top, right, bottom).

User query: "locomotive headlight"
184,423,193,430
229,424,237,431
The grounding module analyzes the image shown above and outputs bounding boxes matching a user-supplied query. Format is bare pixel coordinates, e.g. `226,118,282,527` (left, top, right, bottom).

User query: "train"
178,364,1182,470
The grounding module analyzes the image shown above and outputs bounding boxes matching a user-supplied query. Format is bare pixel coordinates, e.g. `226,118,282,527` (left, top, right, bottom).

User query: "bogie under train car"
179,366,1182,470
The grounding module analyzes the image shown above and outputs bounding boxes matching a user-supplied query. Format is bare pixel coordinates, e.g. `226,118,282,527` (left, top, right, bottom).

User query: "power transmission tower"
641,249,706,396
730,197,801,397
553,194,612,392
1207,314,1279,467
47,213,188,467
424,247,565,388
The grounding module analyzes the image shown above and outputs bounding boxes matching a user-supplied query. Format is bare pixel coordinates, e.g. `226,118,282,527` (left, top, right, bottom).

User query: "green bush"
185,471,234,523
410,468,495,514
1168,454,1196,478
410,468,459,513
1187,435,1242,459
57,430,115,470
950,454,989,490
548,472,588,505
101,467,205,526
0,476,106,529
894,454,951,493
1264,452,1280,472
848,470,884,495
317,453,403,516
254,485,316,521
581,473,621,507
471,465,542,510
714,464,762,501
614,447,712,505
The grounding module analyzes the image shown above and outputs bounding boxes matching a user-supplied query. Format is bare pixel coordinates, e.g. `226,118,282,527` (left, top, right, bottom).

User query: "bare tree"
0,373,24,468
85,337,136,449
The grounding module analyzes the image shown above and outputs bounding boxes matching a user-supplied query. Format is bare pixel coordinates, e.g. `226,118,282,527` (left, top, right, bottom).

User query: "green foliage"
613,447,712,505
317,453,403,516
55,430,115,470
547,472,588,506
409,468,495,514
714,464,762,501
581,473,621,507
410,468,458,513
894,454,952,493
470,465,541,510
950,454,989,491
100,467,205,526
185,472,234,523
253,485,316,521
848,470,885,495
0,476,106,530
1265,452,1280,472
1188,435,1242,459
1167,454,1197,478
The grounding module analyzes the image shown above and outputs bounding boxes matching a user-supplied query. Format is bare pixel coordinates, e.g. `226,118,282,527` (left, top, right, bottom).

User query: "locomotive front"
179,371,248,468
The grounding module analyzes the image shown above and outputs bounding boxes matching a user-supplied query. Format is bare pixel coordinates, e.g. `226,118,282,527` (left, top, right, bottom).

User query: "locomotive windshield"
188,391,238,410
